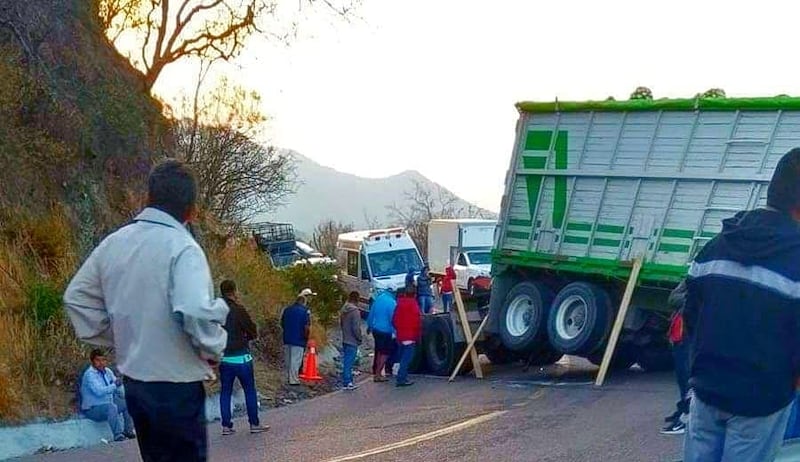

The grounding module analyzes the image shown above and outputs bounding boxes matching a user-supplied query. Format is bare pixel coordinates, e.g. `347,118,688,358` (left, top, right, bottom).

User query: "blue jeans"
396,343,416,384
219,361,260,428
83,396,134,438
342,344,358,386
684,395,792,462
418,295,434,314
441,292,453,313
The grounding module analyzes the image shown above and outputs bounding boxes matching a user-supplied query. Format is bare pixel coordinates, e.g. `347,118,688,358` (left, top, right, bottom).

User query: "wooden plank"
453,288,483,379
449,314,489,382
594,258,643,387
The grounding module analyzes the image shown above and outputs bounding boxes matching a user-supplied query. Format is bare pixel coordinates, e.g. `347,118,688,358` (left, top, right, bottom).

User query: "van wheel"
423,315,471,376
468,279,475,298
547,282,613,356
499,281,554,353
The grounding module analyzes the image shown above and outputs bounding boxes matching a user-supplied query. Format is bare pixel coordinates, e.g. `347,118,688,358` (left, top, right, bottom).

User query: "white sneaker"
343,383,359,391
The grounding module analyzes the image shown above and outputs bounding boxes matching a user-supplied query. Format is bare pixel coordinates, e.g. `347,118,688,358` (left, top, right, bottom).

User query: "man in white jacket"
64,160,227,462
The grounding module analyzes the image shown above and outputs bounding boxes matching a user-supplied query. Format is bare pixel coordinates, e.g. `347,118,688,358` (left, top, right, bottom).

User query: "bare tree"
172,76,296,228
311,220,352,256
388,179,495,258
175,121,296,227
98,0,361,90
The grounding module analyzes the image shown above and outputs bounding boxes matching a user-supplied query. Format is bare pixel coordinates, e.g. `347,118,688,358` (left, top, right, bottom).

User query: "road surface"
22,358,683,462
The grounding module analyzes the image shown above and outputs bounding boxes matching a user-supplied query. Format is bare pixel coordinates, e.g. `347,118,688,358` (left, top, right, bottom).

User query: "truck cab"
336,228,423,305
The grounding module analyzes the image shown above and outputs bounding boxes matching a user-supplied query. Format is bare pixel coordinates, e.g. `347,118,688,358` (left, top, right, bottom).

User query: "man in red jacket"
392,286,422,387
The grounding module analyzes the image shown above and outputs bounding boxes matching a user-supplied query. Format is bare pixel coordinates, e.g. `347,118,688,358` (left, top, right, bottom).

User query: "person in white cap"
280,289,315,385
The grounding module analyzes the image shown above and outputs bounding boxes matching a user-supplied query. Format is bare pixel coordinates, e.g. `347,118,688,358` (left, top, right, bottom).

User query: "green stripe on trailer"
508,219,533,227
662,228,695,239
492,250,687,284
506,231,530,240
566,222,592,232
597,224,625,234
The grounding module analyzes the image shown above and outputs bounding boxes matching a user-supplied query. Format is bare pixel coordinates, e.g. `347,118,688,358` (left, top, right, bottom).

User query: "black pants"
672,341,691,415
124,378,207,462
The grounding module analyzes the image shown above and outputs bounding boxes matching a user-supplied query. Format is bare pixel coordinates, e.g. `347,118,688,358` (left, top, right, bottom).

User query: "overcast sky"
153,0,800,212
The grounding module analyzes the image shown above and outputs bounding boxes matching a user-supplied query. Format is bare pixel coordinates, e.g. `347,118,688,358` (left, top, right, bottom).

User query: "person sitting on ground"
340,291,364,391
660,278,690,435
366,287,397,382
439,261,457,313
219,280,268,436
416,265,434,315
79,349,135,442
392,286,422,388
281,289,313,386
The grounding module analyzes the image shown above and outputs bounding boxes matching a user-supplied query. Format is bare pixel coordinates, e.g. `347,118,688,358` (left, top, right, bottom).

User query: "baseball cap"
298,288,317,297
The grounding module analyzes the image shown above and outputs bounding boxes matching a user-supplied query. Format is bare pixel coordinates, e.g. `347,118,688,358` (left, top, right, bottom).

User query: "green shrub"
26,281,63,329
280,263,344,328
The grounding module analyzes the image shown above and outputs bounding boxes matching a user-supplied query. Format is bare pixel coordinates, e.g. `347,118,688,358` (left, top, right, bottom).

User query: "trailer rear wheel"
423,315,472,376
499,282,554,353
547,282,613,356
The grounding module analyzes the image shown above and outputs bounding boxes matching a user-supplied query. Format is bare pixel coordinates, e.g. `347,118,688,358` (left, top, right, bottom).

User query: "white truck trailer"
427,219,497,295
482,95,800,369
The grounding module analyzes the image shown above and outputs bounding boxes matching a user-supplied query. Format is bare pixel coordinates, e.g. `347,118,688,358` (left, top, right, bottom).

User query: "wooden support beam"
594,258,643,387
453,288,483,379
449,314,489,382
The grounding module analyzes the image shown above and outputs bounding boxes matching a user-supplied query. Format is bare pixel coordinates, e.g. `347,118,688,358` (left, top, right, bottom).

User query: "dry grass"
0,208,87,423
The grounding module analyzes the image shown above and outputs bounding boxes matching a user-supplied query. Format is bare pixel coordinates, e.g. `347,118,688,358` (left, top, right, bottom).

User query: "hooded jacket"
685,208,800,417
392,295,422,343
340,302,363,347
366,291,396,335
222,297,258,357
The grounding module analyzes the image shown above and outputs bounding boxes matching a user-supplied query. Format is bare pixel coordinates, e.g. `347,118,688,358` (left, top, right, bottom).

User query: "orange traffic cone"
299,340,323,382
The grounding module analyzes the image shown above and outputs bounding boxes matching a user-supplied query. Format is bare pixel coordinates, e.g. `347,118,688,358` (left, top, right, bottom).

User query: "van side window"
360,253,369,280
458,253,468,266
347,251,359,277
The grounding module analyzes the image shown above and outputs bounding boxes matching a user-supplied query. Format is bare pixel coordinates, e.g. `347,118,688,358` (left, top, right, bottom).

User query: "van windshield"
368,248,422,278
467,251,491,265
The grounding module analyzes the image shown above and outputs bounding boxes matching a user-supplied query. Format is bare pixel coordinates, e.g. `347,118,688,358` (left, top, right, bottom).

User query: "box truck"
427,219,497,296
483,95,800,369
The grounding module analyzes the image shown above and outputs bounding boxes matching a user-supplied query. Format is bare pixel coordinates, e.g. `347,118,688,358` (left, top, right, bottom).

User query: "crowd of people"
64,147,800,462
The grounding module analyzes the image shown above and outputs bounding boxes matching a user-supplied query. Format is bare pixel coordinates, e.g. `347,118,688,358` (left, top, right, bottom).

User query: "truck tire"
423,315,472,376
547,282,613,356
636,347,674,372
499,281,554,353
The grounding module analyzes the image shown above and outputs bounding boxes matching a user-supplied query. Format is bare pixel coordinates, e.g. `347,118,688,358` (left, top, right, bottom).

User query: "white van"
336,228,424,304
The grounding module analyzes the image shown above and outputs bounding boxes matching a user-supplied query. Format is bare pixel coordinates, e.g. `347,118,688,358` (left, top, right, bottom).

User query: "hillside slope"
264,153,495,233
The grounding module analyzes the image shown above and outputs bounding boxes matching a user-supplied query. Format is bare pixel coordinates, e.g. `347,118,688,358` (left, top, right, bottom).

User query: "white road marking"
322,410,508,462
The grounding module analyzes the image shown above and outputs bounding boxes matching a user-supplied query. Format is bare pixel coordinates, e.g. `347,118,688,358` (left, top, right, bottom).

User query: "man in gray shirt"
64,160,227,462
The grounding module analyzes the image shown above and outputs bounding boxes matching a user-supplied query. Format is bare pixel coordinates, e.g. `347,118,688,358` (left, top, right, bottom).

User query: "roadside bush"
281,263,344,328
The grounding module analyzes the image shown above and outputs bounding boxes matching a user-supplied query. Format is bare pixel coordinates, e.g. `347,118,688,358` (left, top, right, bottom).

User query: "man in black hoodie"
683,148,800,462
218,280,268,436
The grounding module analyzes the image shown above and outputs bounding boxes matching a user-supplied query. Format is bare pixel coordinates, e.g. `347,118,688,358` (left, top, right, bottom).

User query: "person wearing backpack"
661,278,690,435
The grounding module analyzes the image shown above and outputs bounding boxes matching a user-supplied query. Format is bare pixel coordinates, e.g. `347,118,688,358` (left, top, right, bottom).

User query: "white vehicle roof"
337,227,415,253
428,218,497,225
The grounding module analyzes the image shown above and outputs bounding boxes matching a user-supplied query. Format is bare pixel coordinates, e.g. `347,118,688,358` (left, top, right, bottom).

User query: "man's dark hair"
220,280,237,298
89,349,105,361
147,159,198,221
767,148,800,212
348,291,360,303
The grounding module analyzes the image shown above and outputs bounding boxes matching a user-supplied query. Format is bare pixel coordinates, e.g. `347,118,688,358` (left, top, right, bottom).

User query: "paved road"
23,358,683,462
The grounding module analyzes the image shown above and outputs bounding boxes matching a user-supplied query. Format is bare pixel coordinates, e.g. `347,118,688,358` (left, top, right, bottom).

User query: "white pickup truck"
427,219,497,296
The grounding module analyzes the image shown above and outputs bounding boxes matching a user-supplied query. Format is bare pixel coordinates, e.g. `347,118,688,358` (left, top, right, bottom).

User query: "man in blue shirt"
366,288,397,381
281,289,313,385
80,349,135,442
